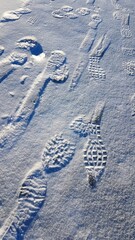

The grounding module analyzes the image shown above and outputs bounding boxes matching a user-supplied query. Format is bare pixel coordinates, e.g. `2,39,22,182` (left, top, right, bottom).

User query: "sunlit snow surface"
0,0,135,239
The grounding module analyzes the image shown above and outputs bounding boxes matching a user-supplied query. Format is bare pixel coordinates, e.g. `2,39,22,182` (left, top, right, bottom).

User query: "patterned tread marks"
69,20,100,90
84,137,107,187
46,50,69,82
121,26,132,39
0,132,76,238
122,47,135,56
70,116,100,137
16,169,47,238
70,101,105,137
111,0,134,120
70,116,91,137
1,165,47,240
69,18,111,90
123,61,135,76
18,166,47,203
88,34,111,80
70,102,107,187
42,134,76,172
70,120,107,187
88,56,106,80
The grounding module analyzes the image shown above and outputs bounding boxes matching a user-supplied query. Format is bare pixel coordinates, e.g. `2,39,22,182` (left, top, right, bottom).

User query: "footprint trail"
0,134,75,239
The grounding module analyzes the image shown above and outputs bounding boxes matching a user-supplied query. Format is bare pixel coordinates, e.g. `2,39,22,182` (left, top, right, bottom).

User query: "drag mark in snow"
0,50,69,150
86,0,95,4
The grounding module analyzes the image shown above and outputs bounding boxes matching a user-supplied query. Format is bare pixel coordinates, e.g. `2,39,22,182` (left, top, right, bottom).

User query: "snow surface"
0,0,135,239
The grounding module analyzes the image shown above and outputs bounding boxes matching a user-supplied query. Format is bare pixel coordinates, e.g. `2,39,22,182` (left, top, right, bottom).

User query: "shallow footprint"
0,163,47,240
9,51,27,65
42,133,76,173
0,8,31,22
0,51,27,83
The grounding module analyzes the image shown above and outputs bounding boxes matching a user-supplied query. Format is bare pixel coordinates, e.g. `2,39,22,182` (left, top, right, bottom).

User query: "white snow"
0,0,135,239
